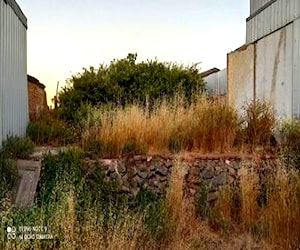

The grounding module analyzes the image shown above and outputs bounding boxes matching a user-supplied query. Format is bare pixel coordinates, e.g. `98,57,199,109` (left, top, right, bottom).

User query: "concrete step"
14,160,41,208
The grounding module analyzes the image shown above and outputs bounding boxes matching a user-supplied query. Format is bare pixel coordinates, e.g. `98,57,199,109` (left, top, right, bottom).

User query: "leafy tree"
56,53,205,121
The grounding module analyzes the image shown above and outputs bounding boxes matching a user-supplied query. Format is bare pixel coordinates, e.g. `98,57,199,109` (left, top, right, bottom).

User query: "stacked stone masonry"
86,155,278,202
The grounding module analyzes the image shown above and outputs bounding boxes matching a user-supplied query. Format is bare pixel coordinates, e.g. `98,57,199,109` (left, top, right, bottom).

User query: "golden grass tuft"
239,167,260,230
82,95,238,156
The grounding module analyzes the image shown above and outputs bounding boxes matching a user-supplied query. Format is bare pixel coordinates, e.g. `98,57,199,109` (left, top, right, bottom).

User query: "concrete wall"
227,44,255,112
256,24,293,118
0,0,28,146
292,18,300,118
228,20,300,119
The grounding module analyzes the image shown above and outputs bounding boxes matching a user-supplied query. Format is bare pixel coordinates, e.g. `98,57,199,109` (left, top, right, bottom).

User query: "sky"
17,0,249,107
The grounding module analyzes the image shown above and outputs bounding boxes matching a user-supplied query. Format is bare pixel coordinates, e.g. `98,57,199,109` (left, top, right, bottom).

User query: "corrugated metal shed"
204,69,227,96
0,0,28,146
246,0,300,43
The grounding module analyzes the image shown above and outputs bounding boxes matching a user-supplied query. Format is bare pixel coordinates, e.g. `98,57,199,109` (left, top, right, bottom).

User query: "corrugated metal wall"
246,0,300,43
250,0,273,15
204,69,227,96
0,0,28,146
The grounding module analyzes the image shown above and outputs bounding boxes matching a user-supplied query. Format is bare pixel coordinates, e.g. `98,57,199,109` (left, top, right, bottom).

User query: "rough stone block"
156,165,168,176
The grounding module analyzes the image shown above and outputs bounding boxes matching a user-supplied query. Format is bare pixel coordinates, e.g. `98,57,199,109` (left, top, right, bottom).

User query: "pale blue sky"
18,1,249,105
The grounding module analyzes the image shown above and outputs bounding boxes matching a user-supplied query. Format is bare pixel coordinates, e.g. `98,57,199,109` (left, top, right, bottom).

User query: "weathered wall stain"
271,28,286,104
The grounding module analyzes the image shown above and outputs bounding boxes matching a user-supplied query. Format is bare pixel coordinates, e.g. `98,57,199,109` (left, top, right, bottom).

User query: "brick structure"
27,75,49,121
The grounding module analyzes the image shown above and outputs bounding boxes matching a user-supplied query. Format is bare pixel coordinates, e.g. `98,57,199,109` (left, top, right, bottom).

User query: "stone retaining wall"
86,155,278,201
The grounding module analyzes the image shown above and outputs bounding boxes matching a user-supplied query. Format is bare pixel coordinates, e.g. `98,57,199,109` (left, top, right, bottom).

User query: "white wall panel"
227,44,255,113
292,18,300,118
256,24,293,119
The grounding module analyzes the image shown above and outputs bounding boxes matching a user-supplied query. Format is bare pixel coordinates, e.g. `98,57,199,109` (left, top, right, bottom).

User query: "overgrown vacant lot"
2,55,300,249
10,93,299,249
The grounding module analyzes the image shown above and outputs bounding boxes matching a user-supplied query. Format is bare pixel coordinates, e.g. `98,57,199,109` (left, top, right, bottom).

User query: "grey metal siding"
250,0,274,15
204,69,227,96
246,0,300,43
4,0,27,28
0,0,28,146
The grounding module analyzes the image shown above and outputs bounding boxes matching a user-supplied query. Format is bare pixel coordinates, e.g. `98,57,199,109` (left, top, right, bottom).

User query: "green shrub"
1,136,35,159
26,114,76,146
168,136,182,153
37,149,85,205
195,180,210,218
0,154,17,200
280,119,300,170
239,100,276,150
57,53,205,121
121,139,147,156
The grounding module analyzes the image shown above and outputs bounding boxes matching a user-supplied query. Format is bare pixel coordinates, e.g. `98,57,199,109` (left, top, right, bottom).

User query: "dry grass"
162,160,221,250
2,161,299,249
260,167,300,249
82,95,237,156
213,164,300,250
239,167,260,230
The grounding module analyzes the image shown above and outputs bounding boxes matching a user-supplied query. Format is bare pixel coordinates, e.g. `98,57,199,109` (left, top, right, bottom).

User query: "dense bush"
56,53,205,121
26,113,76,146
1,136,35,159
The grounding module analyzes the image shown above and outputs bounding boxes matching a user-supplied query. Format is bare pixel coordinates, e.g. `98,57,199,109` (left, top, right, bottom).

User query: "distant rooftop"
27,75,46,89
200,68,220,78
